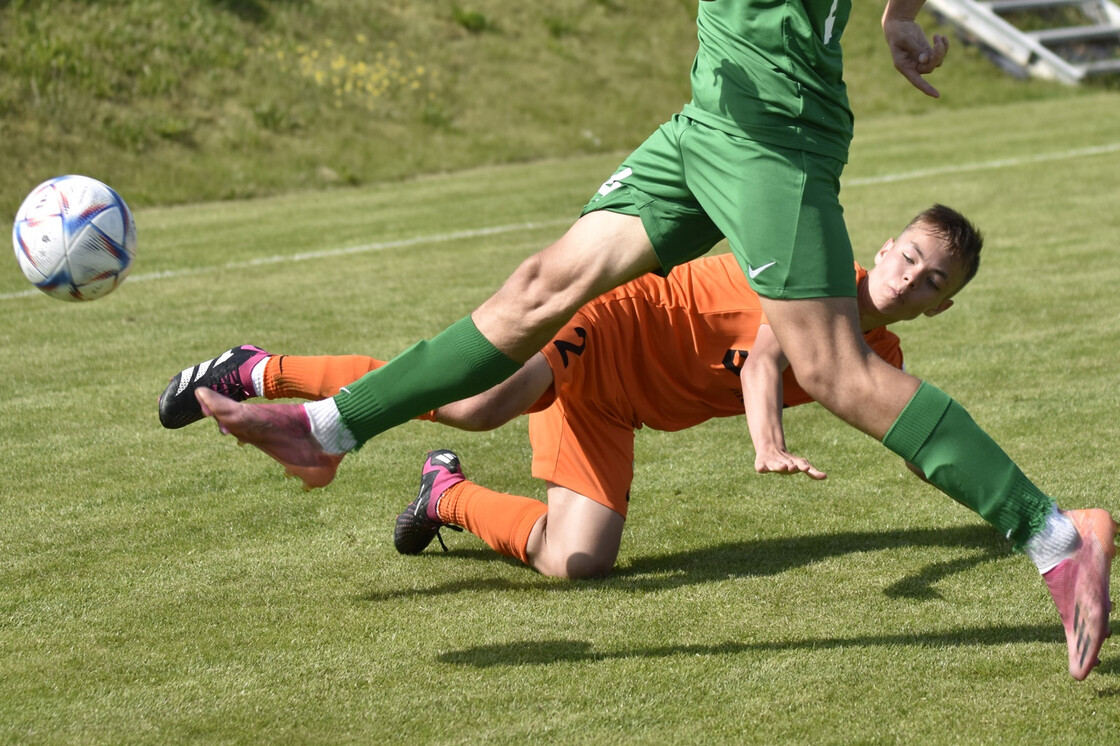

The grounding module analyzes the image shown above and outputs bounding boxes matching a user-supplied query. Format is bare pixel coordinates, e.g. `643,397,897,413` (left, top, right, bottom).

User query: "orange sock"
262,355,434,420
437,481,547,565
263,355,381,399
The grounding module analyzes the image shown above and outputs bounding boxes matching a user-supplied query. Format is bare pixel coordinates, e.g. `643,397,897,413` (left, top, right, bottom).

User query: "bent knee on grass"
527,529,619,578
532,551,617,580
526,486,625,579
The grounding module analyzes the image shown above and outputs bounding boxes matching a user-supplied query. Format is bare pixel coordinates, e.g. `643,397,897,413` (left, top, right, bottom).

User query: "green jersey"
682,0,853,162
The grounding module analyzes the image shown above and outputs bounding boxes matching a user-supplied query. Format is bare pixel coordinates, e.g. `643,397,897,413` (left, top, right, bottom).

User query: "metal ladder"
926,0,1120,83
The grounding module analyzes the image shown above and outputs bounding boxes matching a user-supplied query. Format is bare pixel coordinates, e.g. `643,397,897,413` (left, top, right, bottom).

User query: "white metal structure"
927,0,1120,83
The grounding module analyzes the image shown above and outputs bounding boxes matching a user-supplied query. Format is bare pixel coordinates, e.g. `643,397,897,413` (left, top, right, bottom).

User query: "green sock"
333,316,521,448
882,382,1053,548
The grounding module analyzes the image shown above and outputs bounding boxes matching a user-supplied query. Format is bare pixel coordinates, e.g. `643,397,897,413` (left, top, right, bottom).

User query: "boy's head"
861,204,983,327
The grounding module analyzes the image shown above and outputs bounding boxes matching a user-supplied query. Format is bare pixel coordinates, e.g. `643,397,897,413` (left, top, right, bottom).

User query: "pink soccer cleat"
393,449,465,555
159,345,270,429
195,388,343,490
1043,508,1116,680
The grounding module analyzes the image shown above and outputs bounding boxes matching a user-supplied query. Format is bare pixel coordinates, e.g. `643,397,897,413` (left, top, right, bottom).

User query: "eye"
902,253,914,264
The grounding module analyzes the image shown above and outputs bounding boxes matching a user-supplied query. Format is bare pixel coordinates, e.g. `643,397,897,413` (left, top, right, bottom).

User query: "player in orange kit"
162,205,979,579
159,0,1117,680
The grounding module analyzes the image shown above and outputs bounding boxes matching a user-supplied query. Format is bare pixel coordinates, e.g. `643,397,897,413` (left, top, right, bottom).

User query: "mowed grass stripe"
4,140,1118,302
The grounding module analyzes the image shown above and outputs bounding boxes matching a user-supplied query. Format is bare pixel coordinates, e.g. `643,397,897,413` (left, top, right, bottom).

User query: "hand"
883,17,949,98
754,447,827,480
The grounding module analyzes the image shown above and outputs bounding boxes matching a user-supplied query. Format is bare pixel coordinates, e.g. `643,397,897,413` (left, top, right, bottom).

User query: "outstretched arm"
434,352,554,431
882,0,950,98
741,324,827,480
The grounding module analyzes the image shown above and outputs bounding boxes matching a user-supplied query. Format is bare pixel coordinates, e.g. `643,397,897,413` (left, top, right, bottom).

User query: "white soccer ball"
12,175,137,301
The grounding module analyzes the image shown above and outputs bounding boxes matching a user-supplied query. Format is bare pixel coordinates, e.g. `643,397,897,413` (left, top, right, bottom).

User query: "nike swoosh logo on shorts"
747,261,777,279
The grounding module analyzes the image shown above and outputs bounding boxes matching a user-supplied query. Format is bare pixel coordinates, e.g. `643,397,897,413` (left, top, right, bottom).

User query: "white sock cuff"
1023,505,1079,574
304,397,357,454
250,358,269,398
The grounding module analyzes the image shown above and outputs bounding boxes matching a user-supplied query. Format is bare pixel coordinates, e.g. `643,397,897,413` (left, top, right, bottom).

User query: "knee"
534,551,616,579
507,253,591,329
563,553,616,579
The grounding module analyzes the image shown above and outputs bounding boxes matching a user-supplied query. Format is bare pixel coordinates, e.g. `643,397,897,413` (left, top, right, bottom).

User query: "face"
864,224,964,325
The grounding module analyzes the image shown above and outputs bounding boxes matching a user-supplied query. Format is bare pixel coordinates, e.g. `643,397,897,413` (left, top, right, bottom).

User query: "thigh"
473,210,659,361
680,124,856,300
529,399,635,518
760,295,920,438
531,306,639,515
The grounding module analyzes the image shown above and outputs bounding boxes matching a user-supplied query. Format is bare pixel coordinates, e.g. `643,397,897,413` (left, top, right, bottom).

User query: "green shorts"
583,114,856,299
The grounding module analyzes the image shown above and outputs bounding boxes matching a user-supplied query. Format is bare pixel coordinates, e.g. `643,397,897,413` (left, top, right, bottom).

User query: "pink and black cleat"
1043,508,1117,680
159,345,269,429
393,450,465,554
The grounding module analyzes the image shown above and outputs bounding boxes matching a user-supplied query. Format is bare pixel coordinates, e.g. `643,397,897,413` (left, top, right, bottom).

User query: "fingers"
894,42,942,97
903,68,940,98
756,455,828,480
915,40,948,76
784,459,827,480
932,33,949,64
914,34,949,71
885,20,949,98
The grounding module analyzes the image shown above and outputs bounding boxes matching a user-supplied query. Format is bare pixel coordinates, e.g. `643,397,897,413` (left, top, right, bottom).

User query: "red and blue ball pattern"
12,175,137,301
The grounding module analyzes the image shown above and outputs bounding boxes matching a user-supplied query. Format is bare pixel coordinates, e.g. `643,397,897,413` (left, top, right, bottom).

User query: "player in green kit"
172,0,1115,680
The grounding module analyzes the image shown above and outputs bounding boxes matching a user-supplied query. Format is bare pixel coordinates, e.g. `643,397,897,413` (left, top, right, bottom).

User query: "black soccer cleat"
158,344,270,429
394,450,466,554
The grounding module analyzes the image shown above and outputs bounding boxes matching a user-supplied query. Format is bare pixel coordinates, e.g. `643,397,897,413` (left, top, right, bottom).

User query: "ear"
874,238,894,266
922,298,954,318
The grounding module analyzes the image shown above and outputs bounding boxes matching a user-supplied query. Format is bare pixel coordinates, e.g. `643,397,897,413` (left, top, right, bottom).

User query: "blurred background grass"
0,0,1102,215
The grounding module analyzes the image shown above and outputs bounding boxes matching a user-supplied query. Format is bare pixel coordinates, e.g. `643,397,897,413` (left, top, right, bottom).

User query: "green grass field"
0,0,1098,213
3,90,1120,743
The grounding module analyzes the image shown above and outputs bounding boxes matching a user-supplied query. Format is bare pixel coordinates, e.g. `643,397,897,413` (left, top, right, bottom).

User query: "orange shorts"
529,308,638,518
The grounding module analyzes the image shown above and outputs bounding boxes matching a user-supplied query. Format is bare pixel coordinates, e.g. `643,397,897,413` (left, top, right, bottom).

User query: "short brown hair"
905,204,983,294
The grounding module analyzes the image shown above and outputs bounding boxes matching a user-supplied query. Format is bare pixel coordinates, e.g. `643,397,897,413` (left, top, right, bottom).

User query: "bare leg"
524,484,625,579
195,388,342,489
474,211,660,361
762,296,1115,680
193,213,657,487
759,296,917,438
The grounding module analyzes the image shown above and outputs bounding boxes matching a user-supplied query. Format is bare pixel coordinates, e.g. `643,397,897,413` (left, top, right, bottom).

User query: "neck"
856,274,888,332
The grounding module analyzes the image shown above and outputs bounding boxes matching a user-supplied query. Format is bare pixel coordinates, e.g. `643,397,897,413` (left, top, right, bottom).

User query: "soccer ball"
12,175,137,301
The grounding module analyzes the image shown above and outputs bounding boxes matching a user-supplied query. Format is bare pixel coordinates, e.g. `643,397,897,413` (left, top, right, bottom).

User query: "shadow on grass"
359,524,1009,602
435,624,1063,668
1092,660,1120,696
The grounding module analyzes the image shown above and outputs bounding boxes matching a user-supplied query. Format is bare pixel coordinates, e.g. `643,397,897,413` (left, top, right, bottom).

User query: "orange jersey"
539,253,901,432
531,253,902,514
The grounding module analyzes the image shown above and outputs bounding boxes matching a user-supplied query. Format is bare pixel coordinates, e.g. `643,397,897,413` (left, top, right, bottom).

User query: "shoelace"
212,371,249,399
433,524,464,552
